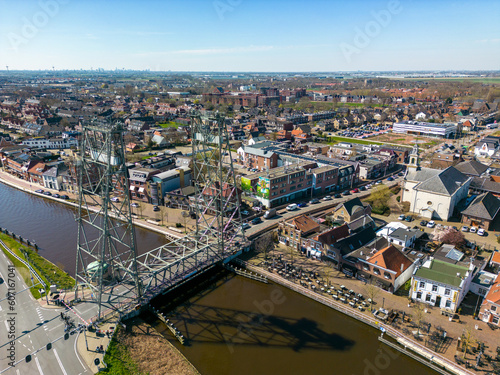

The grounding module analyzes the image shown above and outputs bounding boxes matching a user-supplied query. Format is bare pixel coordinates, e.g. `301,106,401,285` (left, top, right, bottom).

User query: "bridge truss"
75,112,246,319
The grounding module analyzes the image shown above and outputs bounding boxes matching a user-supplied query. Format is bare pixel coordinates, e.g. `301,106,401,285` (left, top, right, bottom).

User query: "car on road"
359,186,366,191
469,226,477,233
60,195,69,199
350,188,359,194
241,210,250,216
366,184,372,189
342,191,350,196
286,203,298,211
398,172,405,176
323,195,332,201
427,221,436,228
375,181,382,185
477,228,486,236
241,223,251,230
309,198,320,204
398,214,406,220
461,226,469,232
35,189,44,193
387,177,394,181
334,193,342,198
44,191,52,196
153,206,160,211
110,197,120,202
131,202,139,207
53,194,60,198
297,202,307,208
420,220,428,226
251,217,262,225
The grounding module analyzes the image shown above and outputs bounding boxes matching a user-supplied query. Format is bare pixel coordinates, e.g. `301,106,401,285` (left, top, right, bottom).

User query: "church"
401,145,471,220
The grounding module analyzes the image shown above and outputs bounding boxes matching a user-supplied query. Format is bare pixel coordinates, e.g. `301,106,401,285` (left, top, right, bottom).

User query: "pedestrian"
96,346,100,353
100,345,104,352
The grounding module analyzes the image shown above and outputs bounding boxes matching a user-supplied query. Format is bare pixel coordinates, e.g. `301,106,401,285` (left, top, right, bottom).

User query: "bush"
396,196,401,202
175,223,182,228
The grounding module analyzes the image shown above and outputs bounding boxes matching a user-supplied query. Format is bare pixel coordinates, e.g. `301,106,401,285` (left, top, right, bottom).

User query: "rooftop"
415,258,470,288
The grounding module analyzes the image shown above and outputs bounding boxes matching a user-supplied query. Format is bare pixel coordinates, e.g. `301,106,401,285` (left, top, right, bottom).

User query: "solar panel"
446,248,464,262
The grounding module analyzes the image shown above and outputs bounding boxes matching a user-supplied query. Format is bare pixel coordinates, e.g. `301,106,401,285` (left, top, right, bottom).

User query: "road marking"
0,305,2,311
49,323,63,332
16,369,20,375
4,320,8,331
53,349,68,375
16,276,20,281
74,332,87,370
35,356,44,375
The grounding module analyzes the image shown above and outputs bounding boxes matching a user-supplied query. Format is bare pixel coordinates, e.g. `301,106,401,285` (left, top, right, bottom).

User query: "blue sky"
0,0,499,71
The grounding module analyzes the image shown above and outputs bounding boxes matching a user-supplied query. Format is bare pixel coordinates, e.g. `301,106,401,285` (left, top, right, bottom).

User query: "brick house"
330,197,372,223
278,215,320,251
460,192,500,230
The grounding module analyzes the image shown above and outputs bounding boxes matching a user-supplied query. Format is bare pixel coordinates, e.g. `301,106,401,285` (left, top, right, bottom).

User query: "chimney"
401,263,404,272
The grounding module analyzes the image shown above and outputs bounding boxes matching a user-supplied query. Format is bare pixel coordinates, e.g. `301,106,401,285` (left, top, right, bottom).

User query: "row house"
330,197,372,224
278,215,320,251
479,274,500,326
129,167,159,202
21,137,78,150
241,146,279,171
311,165,338,194
27,162,48,185
301,224,350,259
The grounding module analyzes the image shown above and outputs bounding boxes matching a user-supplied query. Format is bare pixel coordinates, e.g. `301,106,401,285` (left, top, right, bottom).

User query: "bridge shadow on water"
146,266,354,353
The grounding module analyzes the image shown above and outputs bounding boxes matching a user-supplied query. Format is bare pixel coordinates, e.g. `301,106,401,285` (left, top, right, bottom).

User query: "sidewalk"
76,321,117,373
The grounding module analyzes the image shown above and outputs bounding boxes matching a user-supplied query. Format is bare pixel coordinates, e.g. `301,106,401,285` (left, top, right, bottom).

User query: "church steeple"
408,143,421,170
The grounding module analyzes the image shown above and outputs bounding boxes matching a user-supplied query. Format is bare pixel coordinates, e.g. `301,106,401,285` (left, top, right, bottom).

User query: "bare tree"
413,301,426,337
255,232,274,261
158,206,169,226
365,282,380,312
461,327,477,360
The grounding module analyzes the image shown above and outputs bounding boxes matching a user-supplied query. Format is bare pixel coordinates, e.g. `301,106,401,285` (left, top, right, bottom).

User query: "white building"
393,121,458,138
411,256,474,312
474,136,500,158
21,137,78,149
402,145,471,220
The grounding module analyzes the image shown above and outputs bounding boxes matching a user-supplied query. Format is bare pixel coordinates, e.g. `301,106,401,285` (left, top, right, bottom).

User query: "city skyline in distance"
1,0,499,72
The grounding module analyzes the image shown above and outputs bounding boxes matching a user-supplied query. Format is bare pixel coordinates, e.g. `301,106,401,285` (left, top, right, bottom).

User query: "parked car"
477,228,486,236
60,195,69,200
359,186,366,191
263,208,277,219
323,195,332,201
398,172,405,176
350,188,359,193
470,226,477,233
420,220,428,226
297,202,307,208
334,193,342,198
342,191,350,196
153,206,160,212
426,221,436,228
53,194,60,198
286,204,298,211
130,202,139,207
309,198,320,204
387,177,394,181
461,226,469,232
241,223,251,230
241,210,250,216
44,191,52,196
251,217,262,225
398,214,406,220
35,189,44,193
110,197,120,202
404,215,413,222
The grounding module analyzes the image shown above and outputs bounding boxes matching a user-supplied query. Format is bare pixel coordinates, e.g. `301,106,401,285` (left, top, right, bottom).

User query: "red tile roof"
367,245,413,278
484,274,500,305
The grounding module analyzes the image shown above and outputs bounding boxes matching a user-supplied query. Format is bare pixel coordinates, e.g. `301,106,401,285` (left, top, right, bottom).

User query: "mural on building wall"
240,177,252,193
257,177,270,199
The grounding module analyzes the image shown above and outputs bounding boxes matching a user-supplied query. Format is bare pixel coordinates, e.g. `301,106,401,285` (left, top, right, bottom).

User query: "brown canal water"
153,271,437,375
1,182,436,374
0,182,168,275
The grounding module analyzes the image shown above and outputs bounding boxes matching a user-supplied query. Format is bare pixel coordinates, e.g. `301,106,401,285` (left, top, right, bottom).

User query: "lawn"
327,136,383,146
0,233,74,298
102,326,141,375
158,121,181,129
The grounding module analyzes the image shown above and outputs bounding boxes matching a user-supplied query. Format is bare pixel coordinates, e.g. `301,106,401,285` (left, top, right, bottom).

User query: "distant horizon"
1,0,499,71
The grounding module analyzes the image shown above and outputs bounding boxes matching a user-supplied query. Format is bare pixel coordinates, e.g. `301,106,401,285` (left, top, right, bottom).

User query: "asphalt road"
0,250,92,375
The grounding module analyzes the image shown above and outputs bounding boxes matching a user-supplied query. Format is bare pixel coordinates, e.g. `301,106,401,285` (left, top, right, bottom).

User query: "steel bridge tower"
74,117,141,319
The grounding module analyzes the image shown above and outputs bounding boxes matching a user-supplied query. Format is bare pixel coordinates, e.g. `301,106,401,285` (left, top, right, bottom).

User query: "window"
373,268,380,275
363,265,369,271
445,300,451,308
492,305,497,312
493,316,499,325
425,294,431,302
432,285,438,292
384,272,391,280
419,281,425,288
444,288,450,296
416,292,422,299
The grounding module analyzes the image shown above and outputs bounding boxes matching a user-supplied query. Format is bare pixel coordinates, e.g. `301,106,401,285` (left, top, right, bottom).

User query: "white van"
286,204,298,211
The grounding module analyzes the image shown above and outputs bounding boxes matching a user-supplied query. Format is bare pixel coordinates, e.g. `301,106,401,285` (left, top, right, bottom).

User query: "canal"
0,181,436,375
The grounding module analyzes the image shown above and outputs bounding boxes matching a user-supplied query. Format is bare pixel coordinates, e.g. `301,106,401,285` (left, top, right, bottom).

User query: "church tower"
408,143,421,171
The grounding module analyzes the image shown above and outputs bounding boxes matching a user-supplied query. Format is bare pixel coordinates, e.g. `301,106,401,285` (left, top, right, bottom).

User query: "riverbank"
0,168,186,240
237,245,499,375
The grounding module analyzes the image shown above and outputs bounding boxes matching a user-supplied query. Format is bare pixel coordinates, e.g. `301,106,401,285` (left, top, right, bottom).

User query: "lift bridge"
74,112,247,319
